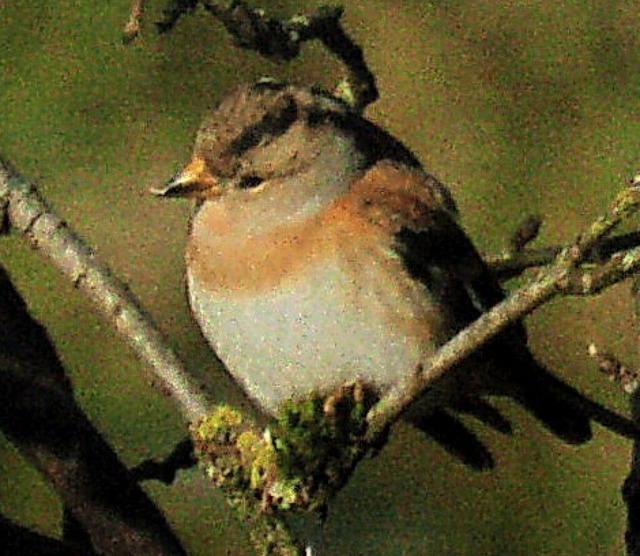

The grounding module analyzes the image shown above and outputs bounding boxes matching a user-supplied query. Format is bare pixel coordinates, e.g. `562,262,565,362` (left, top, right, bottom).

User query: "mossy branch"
189,382,375,554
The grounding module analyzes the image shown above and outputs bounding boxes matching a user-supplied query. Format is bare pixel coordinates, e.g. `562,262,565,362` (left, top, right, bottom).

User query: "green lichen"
195,404,243,444
192,384,374,515
236,430,278,491
191,405,247,490
271,382,373,509
334,77,356,108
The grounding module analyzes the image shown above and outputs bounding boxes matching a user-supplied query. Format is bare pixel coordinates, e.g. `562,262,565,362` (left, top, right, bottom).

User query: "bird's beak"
150,156,223,199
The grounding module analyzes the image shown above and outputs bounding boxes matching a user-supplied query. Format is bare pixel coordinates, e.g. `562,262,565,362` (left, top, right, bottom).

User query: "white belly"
187,259,432,416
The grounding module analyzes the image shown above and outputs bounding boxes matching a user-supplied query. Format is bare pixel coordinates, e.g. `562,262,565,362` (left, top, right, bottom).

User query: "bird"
153,79,634,469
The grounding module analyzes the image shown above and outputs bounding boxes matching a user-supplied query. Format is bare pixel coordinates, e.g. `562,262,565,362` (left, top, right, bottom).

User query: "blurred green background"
1,0,639,554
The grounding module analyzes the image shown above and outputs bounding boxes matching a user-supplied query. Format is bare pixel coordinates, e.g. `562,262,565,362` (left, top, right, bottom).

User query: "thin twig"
201,2,377,111
561,247,640,295
487,232,640,279
141,1,378,112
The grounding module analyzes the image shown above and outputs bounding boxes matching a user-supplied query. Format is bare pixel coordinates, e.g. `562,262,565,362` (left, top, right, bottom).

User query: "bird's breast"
186,191,455,415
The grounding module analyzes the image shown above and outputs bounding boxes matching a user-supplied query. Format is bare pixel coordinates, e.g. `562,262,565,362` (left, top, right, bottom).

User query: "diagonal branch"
0,158,208,424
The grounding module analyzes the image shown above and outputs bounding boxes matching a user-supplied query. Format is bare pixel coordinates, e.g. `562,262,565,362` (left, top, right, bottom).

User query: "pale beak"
150,156,223,198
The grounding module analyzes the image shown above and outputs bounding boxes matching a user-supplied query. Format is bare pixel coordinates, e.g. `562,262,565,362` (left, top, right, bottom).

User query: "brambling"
155,80,625,468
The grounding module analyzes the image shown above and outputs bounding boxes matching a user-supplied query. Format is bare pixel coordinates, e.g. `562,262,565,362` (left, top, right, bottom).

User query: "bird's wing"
353,160,637,446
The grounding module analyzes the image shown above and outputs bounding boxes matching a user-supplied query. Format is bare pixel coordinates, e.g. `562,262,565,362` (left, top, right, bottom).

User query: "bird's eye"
238,175,264,190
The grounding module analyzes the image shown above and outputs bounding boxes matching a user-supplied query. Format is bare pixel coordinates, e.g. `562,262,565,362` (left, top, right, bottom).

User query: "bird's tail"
505,351,637,443
411,346,638,470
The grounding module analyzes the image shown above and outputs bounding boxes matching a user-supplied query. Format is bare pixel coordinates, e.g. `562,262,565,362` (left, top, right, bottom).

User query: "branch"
486,231,640,279
0,158,208,424
204,1,377,110
562,246,640,295
134,1,378,111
